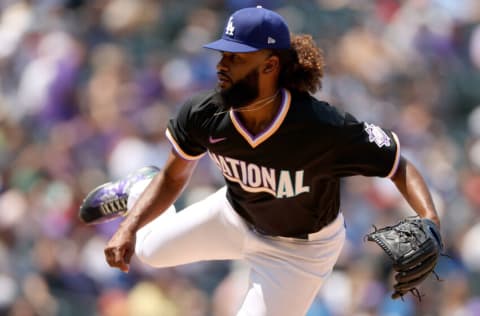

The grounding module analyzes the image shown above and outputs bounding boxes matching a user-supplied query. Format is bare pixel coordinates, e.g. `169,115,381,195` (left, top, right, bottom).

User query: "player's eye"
219,52,244,65
231,54,245,63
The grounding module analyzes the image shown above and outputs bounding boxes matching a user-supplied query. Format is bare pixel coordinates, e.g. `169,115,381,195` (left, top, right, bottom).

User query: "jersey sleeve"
166,99,207,160
330,113,400,178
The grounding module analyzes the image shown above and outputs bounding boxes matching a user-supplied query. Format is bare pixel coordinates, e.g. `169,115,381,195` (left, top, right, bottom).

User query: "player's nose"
216,56,229,72
216,63,228,74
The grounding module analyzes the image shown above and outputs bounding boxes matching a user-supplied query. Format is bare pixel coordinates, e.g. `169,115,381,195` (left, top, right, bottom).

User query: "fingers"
394,272,431,292
104,244,133,272
395,253,438,283
104,230,136,273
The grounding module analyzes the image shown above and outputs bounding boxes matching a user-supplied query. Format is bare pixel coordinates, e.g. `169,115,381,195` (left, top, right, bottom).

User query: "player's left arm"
390,156,441,228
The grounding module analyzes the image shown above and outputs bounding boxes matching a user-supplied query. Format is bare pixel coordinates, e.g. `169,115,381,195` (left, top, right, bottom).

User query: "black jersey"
166,89,400,237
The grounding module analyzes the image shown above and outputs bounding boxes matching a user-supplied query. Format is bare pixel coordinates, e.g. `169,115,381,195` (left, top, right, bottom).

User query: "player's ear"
263,55,279,74
264,63,274,73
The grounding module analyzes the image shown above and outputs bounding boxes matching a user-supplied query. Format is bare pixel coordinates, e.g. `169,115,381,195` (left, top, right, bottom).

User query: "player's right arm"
104,149,198,272
124,149,198,230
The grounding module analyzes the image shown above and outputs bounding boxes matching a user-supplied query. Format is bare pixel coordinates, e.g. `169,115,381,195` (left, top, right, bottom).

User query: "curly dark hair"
272,34,324,94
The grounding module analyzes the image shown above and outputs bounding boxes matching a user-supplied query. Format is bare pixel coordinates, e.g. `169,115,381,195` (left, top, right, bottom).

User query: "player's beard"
218,67,260,110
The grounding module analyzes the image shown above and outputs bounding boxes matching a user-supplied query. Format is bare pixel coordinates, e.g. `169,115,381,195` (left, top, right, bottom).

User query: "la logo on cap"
225,16,234,36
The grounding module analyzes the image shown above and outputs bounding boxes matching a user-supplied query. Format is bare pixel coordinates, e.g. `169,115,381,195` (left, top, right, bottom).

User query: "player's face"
219,66,260,109
216,51,268,109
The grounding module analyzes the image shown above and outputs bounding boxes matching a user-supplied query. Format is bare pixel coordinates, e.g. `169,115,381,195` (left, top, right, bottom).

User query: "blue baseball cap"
203,6,291,53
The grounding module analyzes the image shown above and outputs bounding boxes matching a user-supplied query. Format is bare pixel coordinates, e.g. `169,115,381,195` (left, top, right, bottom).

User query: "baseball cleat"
79,166,160,224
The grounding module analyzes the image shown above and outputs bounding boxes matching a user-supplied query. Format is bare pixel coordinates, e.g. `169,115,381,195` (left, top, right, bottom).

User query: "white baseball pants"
129,180,346,316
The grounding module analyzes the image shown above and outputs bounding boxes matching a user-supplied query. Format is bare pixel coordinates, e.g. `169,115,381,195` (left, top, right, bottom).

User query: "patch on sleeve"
364,122,391,148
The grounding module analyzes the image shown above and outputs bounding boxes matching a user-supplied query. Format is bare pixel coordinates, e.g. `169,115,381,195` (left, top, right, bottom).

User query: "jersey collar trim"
229,89,291,148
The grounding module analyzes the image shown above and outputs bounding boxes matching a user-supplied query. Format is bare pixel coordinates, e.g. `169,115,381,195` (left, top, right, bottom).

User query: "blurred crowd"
0,0,479,315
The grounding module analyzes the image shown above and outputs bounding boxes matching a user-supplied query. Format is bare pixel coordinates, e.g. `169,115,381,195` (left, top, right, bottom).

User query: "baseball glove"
366,217,443,300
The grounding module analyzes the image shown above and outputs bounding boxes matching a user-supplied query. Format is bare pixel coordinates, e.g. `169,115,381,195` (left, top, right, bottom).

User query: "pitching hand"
104,228,136,272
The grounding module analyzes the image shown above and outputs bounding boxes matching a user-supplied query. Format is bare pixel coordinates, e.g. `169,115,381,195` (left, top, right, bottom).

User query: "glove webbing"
367,220,424,260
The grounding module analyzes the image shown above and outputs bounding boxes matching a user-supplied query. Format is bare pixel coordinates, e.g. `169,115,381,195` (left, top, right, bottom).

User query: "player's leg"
237,214,346,316
134,186,249,268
